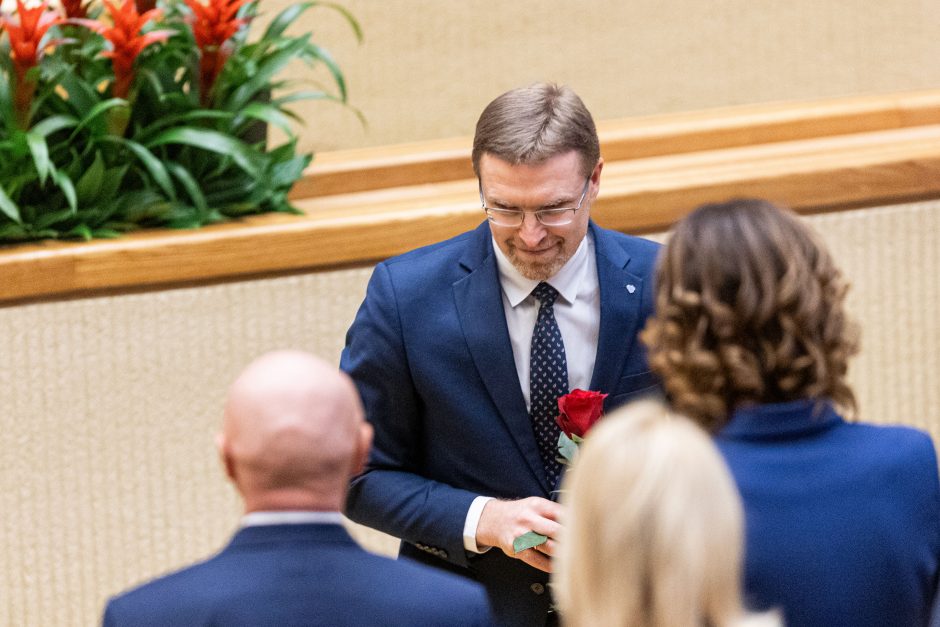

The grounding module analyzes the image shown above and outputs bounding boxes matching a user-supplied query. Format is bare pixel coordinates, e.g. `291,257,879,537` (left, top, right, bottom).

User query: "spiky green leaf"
50,169,78,214
303,42,347,101
225,37,309,111
165,161,208,215
146,128,264,176
238,102,295,138
0,186,22,224
262,2,314,40
101,137,176,199
70,99,127,140
25,131,52,185
75,151,106,205
31,114,78,138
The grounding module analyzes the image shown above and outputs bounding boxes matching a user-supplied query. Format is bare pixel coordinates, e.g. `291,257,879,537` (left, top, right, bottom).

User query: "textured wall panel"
809,203,940,432
2,200,938,624
272,0,940,152
0,268,380,626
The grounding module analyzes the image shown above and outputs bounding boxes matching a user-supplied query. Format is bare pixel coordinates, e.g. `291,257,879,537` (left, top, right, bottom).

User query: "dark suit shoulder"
835,421,937,463
369,223,490,303
102,553,225,625
845,423,940,501
842,419,934,443
103,536,494,627
360,553,495,626
382,225,480,270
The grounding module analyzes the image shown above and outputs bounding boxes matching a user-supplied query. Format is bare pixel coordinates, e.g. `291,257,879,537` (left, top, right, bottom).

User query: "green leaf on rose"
513,531,548,554
557,431,579,464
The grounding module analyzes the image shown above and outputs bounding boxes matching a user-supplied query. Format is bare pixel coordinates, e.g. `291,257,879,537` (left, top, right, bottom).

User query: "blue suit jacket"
102,523,494,626
342,221,660,625
716,400,940,627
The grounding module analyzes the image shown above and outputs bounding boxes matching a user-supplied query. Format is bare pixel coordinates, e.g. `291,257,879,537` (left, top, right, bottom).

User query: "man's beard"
507,249,568,282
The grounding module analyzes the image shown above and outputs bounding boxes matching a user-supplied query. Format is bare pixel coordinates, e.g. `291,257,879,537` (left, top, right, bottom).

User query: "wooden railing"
3,89,940,304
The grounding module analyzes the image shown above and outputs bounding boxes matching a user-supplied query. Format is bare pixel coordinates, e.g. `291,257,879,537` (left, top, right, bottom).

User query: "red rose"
556,389,608,439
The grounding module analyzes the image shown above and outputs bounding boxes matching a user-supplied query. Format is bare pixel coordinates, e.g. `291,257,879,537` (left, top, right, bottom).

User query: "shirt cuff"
463,496,495,553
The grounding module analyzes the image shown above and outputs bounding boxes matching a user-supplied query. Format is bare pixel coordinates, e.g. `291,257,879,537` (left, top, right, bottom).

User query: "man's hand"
476,497,563,573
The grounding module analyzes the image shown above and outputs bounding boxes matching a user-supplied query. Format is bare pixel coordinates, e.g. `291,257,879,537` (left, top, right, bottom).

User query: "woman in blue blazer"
641,198,940,627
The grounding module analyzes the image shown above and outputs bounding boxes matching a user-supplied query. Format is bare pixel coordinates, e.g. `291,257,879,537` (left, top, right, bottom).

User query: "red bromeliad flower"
60,0,89,19
0,0,63,127
74,0,174,99
184,0,249,105
135,0,156,14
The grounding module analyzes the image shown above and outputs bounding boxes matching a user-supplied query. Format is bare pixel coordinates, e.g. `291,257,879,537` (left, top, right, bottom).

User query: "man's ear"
216,432,236,482
351,422,373,477
590,158,604,200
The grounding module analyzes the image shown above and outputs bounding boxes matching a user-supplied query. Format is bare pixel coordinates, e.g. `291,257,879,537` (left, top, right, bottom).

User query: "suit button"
530,583,545,595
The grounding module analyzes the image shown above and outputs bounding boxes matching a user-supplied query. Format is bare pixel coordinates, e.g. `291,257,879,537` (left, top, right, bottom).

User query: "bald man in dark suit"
102,350,493,627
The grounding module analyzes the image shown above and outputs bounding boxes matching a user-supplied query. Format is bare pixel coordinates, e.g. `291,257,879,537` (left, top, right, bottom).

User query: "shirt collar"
240,510,345,528
492,232,593,308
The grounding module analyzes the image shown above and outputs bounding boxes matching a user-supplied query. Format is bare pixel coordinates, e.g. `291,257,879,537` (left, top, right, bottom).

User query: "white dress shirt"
463,233,601,552
241,510,345,527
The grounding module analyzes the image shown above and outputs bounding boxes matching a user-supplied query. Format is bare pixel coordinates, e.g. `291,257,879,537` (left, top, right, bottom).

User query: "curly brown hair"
640,199,859,431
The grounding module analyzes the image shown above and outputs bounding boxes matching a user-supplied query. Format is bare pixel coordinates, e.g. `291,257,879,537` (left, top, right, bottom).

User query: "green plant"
0,0,359,242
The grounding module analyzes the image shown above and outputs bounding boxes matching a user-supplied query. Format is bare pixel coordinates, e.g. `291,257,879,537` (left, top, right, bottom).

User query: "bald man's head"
219,350,371,512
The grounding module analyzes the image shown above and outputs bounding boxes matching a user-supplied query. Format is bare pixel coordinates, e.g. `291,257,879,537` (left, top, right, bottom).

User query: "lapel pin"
626,284,636,293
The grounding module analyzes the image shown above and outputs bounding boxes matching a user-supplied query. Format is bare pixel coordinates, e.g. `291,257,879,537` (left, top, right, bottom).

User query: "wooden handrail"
291,89,940,198
4,90,940,305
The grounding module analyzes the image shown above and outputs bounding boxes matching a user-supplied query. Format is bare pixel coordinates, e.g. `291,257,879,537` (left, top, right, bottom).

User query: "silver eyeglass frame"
480,177,591,227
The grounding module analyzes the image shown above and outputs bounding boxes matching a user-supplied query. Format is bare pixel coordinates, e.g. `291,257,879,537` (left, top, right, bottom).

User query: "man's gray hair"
472,83,600,179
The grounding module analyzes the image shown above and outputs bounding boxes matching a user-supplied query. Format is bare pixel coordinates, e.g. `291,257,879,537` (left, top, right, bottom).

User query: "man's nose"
517,212,546,246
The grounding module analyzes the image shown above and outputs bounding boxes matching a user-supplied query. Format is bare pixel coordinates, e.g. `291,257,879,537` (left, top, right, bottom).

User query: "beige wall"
1,199,938,625
283,0,940,152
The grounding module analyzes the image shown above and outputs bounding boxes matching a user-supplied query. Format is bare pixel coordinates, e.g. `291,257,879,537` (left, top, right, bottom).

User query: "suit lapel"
589,223,645,406
453,224,548,492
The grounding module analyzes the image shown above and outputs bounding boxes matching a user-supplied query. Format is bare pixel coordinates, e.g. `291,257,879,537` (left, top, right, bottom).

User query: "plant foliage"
0,0,359,242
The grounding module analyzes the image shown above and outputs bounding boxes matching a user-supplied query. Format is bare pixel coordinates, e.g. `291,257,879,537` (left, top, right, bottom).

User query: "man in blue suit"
102,350,493,627
342,83,660,626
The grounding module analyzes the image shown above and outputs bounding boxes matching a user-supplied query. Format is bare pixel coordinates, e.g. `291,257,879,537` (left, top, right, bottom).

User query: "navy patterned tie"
529,282,568,489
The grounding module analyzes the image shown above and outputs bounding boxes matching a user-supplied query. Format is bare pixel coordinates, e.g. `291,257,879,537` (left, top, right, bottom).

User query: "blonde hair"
554,400,777,627
641,199,858,430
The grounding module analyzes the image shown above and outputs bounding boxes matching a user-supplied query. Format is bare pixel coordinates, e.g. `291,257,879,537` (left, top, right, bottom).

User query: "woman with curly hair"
641,198,940,627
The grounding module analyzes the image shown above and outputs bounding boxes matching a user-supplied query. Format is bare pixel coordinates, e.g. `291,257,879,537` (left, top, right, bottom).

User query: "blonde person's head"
554,400,774,627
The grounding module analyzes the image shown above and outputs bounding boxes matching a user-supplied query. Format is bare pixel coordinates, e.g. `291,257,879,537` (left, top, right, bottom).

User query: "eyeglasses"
480,178,590,227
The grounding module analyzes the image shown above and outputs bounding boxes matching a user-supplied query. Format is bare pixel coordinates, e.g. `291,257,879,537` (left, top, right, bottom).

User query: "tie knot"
531,282,559,307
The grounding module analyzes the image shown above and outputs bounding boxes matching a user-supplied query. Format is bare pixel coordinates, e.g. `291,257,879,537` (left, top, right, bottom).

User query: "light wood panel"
292,89,940,198
5,92,940,304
